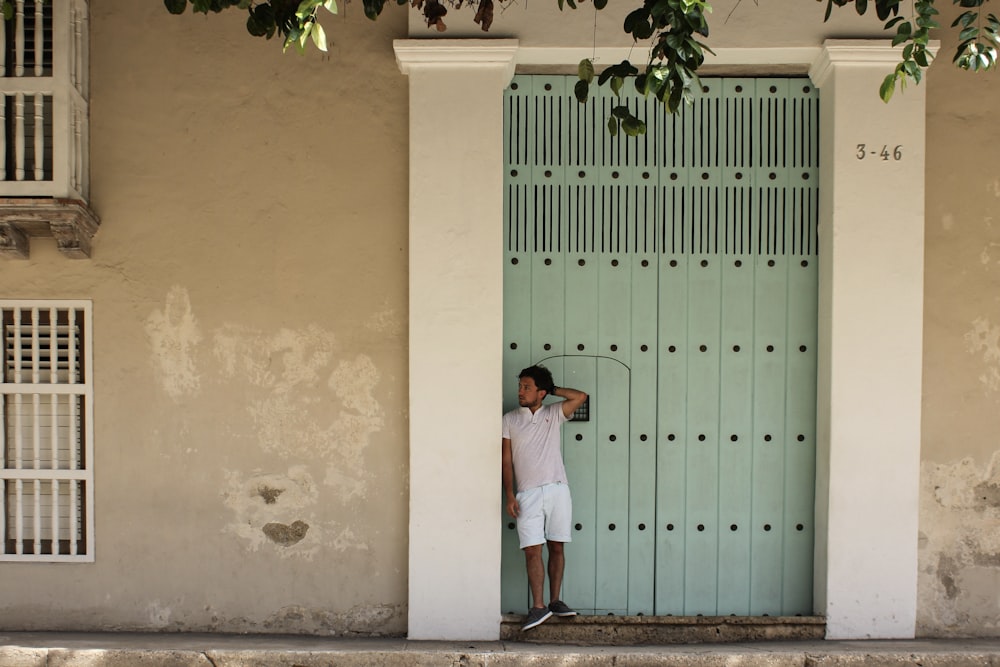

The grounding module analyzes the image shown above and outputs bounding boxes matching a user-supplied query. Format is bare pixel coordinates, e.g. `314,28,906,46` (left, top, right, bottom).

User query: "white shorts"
516,482,572,548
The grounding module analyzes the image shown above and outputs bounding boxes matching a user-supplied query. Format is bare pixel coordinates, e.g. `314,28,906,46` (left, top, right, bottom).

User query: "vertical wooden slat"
34,94,44,180
0,479,5,555
593,254,630,613
30,308,40,553
72,2,81,90
0,313,5,553
716,256,755,615
561,357,597,613
683,255,722,615
71,308,81,555
593,355,628,614
14,93,25,180
656,254,688,614
782,257,818,614
15,478,23,555
15,0,25,77
627,254,656,615
49,309,59,551
749,254,788,615
0,95,6,181
34,0,43,76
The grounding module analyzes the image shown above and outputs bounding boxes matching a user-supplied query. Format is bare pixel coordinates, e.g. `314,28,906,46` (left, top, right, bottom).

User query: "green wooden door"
501,75,818,617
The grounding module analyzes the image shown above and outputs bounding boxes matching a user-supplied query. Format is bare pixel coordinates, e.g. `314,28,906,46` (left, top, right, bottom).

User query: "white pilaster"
395,39,518,641
809,40,929,639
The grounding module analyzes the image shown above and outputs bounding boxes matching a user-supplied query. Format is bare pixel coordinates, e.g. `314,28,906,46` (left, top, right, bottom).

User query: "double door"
500,75,819,616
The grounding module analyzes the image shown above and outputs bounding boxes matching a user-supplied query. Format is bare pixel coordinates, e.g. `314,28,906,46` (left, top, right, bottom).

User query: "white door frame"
396,38,927,641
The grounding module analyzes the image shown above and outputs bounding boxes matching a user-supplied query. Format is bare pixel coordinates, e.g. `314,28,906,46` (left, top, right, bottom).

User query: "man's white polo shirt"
502,402,569,492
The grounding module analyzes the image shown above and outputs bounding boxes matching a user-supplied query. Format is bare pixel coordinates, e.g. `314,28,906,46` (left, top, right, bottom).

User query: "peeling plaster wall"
921,2,1000,637
0,2,408,635
0,0,998,641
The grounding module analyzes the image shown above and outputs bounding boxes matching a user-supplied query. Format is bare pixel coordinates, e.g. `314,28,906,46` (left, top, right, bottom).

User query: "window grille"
1,300,93,561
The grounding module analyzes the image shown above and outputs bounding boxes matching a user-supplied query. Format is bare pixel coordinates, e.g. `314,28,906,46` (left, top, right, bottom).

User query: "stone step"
5,633,1000,667
501,614,827,644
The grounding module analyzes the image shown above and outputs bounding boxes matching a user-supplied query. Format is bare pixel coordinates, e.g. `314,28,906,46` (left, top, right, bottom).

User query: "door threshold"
500,613,826,644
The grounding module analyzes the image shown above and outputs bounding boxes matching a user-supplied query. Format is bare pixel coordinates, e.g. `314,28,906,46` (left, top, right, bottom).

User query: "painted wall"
920,0,1000,638
406,0,884,47
0,2,410,634
1,0,999,638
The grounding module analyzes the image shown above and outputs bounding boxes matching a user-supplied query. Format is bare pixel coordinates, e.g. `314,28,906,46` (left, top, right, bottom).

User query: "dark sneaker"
548,600,577,617
521,606,553,630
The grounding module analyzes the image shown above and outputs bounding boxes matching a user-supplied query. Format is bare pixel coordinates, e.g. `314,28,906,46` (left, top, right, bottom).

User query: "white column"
809,40,930,639
395,39,518,641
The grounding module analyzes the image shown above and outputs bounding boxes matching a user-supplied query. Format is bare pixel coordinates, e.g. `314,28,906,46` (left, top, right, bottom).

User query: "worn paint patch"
214,325,384,504
262,520,309,546
146,600,172,628
263,603,404,636
964,317,1000,393
365,305,403,337
221,467,320,558
918,453,1000,635
324,355,384,500
144,286,202,400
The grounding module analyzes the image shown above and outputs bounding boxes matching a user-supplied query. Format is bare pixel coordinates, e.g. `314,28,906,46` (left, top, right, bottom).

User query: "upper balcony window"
0,0,97,259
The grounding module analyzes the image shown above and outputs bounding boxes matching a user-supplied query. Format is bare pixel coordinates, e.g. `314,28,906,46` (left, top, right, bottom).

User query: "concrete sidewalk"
3,632,1000,666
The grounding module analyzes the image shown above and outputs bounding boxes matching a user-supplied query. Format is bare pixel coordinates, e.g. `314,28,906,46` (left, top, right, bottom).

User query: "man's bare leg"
547,540,565,603
524,544,546,609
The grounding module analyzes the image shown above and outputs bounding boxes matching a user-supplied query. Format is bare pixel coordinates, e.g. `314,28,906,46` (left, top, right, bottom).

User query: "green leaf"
622,115,646,137
362,0,386,20
879,72,897,102
297,0,323,19
324,0,337,13
311,20,327,50
610,75,623,97
960,25,980,42
574,79,590,103
164,0,187,14
577,58,594,84
594,0,608,8
607,116,618,137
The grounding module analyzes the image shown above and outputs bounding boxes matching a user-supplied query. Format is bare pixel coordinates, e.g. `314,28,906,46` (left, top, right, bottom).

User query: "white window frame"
1,299,94,562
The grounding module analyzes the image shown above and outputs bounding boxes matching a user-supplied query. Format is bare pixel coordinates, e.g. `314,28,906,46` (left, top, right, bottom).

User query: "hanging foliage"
163,0,1000,134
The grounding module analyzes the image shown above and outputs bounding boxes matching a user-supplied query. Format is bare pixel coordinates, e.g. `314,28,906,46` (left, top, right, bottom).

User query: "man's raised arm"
552,386,588,419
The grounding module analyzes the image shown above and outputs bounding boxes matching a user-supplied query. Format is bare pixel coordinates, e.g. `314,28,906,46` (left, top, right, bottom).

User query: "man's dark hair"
519,365,556,395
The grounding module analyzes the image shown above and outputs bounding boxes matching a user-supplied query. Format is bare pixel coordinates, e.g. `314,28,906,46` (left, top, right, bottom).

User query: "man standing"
502,364,588,631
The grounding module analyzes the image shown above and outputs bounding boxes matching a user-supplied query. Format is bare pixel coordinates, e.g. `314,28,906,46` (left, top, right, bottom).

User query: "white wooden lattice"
0,0,89,199
1,300,93,561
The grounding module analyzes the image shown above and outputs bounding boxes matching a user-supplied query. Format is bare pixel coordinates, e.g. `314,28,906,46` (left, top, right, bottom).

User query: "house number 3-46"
856,144,903,161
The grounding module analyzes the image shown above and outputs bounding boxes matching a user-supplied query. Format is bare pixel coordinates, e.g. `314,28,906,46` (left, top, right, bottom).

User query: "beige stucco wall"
1,0,998,639
920,1,1000,638
0,2,410,634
